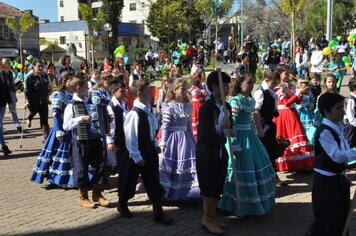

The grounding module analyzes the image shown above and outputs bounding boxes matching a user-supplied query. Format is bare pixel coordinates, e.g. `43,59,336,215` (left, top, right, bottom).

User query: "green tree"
101,0,124,57
147,0,205,49
79,3,104,69
5,10,36,69
279,0,307,58
194,0,235,68
39,39,59,62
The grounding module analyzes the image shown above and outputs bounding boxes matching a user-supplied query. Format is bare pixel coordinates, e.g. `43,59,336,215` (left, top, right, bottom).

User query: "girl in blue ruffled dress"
295,78,314,134
306,74,338,145
31,71,74,187
219,71,276,217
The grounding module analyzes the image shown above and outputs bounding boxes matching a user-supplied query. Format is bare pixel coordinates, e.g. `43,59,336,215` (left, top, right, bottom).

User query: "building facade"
0,3,39,59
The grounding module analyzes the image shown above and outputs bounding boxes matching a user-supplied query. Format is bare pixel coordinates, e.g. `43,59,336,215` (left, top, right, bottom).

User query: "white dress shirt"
63,94,86,133
124,100,159,164
295,52,308,68
310,50,324,73
129,70,143,87
107,96,128,144
314,118,356,176
346,93,356,127
253,81,278,111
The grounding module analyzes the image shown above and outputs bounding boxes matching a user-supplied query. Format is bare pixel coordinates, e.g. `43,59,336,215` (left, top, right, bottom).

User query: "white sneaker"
26,119,31,128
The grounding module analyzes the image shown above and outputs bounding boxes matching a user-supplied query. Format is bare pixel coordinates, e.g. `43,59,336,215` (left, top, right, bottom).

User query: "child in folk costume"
188,70,207,140
310,73,322,111
159,79,200,201
91,73,112,106
196,71,233,235
88,70,99,95
273,64,314,171
107,80,129,175
253,69,285,185
31,72,74,187
156,75,170,115
118,80,173,224
295,78,315,134
306,93,356,236
219,71,276,217
307,74,339,145
344,80,356,167
63,76,110,209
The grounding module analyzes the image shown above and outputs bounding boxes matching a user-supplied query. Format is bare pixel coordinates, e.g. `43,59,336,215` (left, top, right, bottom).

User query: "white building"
56,0,157,47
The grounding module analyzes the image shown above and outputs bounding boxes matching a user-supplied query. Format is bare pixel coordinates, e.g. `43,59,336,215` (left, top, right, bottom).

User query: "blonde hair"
165,78,187,102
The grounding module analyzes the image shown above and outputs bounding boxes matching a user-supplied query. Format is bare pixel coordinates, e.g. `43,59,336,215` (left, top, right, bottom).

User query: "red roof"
0,2,22,18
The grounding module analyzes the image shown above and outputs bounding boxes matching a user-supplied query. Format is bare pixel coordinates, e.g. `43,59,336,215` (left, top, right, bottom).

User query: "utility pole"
326,0,333,41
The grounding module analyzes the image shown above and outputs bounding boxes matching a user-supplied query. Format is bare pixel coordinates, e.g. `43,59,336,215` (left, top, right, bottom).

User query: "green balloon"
328,40,337,48
352,33,356,39
342,56,349,63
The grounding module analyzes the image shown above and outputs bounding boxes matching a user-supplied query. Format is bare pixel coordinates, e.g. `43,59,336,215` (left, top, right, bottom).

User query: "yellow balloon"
182,50,187,56
17,64,23,69
347,35,353,43
345,62,349,70
259,45,263,50
322,47,331,56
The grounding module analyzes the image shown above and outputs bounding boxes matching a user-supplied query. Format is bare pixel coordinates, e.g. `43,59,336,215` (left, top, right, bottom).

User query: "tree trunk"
91,38,95,70
291,10,295,62
215,21,219,70
19,36,23,74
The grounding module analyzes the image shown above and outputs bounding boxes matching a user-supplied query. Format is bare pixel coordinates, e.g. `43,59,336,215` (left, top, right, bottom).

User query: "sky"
1,0,58,22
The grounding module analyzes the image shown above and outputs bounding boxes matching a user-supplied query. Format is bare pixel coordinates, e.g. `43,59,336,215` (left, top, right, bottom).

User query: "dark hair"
276,64,290,75
59,71,73,91
69,76,86,91
207,70,231,92
32,59,42,67
348,79,356,92
312,73,321,80
233,71,255,95
130,80,149,98
318,93,344,117
109,80,126,93
61,55,71,66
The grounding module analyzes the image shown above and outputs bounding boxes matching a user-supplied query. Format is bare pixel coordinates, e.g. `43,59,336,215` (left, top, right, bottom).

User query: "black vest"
132,107,157,161
111,103,126,150
344,95,356,148
314,124,346,174
258,86,278,124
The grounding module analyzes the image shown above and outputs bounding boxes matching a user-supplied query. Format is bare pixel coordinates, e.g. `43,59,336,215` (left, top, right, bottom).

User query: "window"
92,8,99,17
4,25,9,38
130,3,136,11
0,25,3,38
141,2,145,8
60,1,64,7
60,16,64,22
60,36,66,44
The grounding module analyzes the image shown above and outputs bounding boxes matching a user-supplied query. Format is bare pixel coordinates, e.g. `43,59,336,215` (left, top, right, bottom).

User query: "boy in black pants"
306,93,356,236
118,80,173,224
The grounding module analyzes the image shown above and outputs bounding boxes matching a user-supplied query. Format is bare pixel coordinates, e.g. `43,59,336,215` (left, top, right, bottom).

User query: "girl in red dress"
273,64,315,171
188,70,207,140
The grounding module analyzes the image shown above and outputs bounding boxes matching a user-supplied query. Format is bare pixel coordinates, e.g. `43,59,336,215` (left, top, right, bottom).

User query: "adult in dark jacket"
25,60,50,140
0,59,13,155
196,71,234,235
56,55,74,84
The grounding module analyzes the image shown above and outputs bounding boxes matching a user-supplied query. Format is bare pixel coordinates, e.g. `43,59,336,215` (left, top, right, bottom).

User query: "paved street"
1,76,356,236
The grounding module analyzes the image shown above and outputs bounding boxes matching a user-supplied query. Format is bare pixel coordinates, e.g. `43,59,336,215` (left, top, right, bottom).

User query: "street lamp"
83,29,88,60
104,23,112,59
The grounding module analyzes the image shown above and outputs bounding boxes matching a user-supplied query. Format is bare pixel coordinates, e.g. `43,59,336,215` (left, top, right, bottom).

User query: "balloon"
82,69,86,74
114,48,119,54
182,50,187,56
179,44,187,51
118,45,125,54
26,56,30,60
259,45,263,50
13,62,19,68
348,35,353,43
29,55,33,60
17,64,23,69
9,61,14,66
322,47,331,56
336,36,341,41
345,62,350,70
352,33,356,39
342,56,349,63
328,40,337,48
115,53,122,59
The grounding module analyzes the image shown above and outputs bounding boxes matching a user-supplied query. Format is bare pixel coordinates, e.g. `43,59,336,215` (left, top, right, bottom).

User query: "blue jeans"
297,66,307,77
0,107,6,146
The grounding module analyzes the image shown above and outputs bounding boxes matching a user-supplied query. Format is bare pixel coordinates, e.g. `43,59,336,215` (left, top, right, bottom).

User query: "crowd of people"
0,33,356,235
